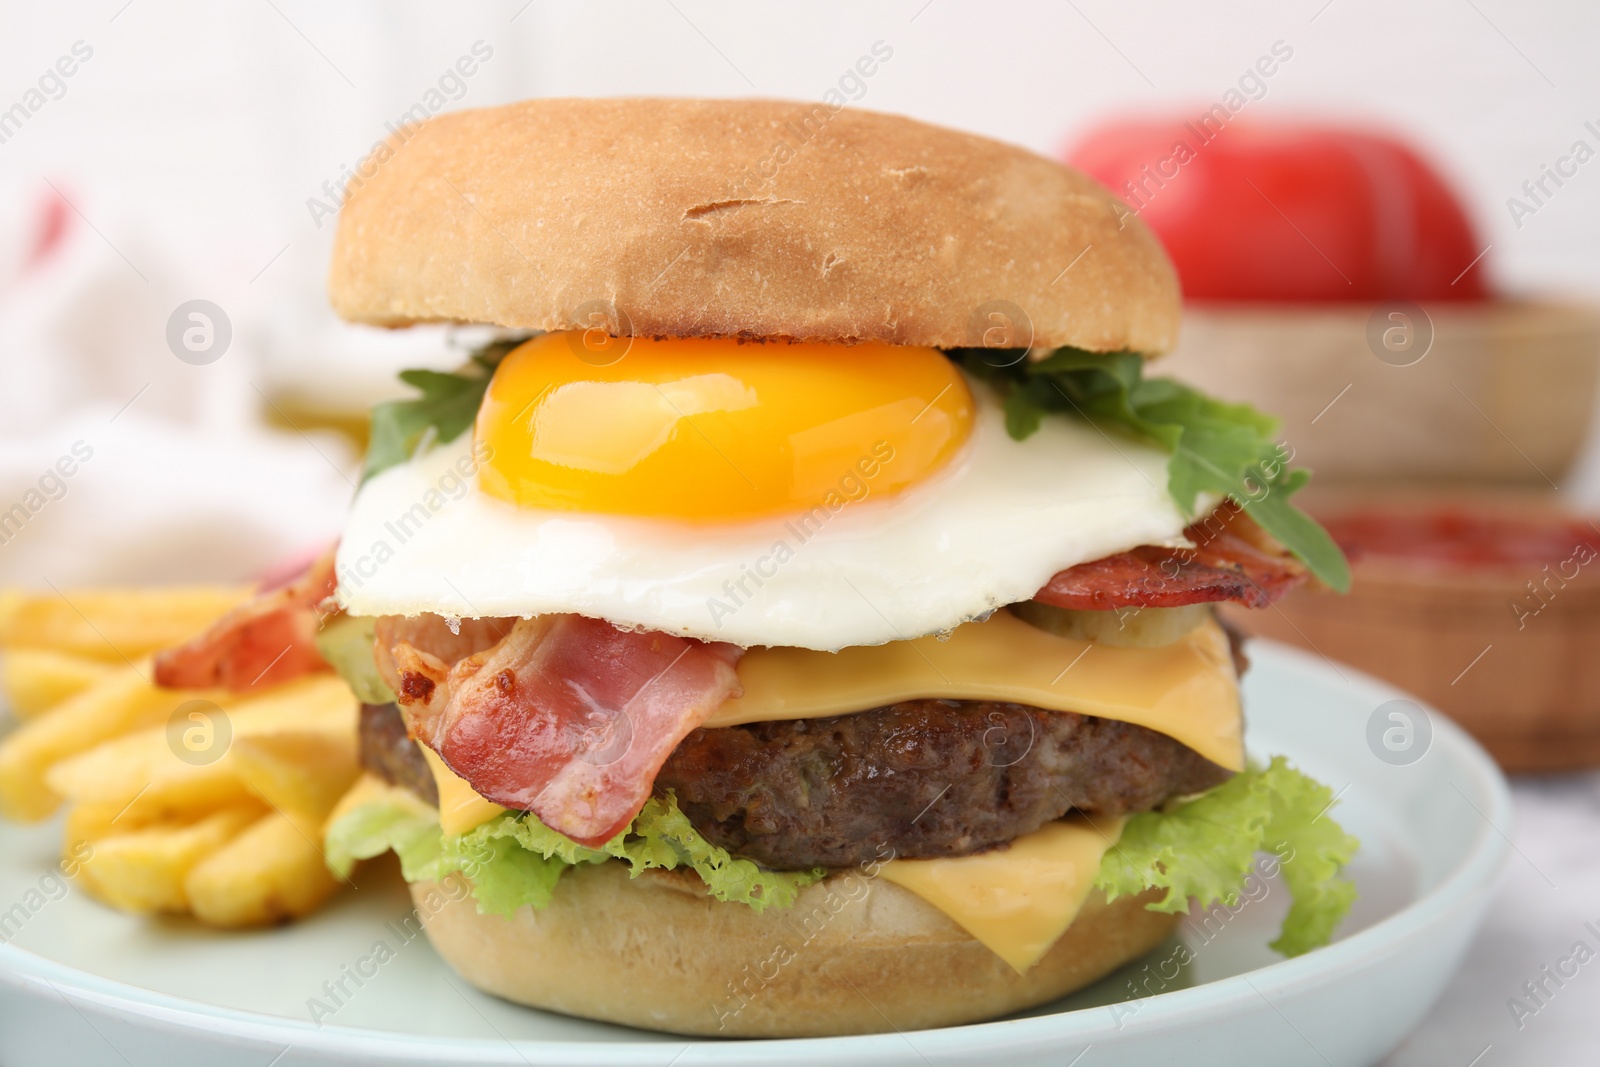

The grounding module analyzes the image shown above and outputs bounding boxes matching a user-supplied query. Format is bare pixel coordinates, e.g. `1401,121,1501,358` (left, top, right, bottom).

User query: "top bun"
328,97,1180,354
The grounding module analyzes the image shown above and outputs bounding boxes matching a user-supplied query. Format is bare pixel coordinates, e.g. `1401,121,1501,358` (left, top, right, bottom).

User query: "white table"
1383,772,1600,1065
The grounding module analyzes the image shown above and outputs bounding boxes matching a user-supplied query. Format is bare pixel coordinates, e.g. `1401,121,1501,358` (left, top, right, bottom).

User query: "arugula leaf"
957,348,1351,592
362,336,531,483
1094,756,1359,956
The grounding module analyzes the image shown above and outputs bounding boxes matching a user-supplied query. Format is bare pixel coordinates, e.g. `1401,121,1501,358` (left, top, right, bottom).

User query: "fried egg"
336,334,1192,650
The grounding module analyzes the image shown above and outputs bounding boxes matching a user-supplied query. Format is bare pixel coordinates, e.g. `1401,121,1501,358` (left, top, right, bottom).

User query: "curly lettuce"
1094,756,1358,956
325,790,823,919
956,347,1351,593
328,761,1356,955
323,790,445,883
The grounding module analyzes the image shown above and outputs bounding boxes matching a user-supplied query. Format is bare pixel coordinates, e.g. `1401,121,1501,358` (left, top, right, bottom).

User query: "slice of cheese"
326,772,436,828
708,611,1243,771
422,747,507,836
876,814,1127,973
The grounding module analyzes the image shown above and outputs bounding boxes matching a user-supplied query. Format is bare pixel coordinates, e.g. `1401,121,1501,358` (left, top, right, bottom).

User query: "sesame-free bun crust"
329,98,1180,354
411,864,1175,1038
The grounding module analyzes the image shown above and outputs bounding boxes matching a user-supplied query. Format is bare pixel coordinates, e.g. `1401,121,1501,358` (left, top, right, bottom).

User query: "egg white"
335,376,1193,651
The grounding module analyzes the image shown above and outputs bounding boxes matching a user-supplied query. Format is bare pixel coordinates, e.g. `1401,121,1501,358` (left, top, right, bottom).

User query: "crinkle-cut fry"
0,585,253,661
185,810,341,927
75,805,266,915
1,649,114,719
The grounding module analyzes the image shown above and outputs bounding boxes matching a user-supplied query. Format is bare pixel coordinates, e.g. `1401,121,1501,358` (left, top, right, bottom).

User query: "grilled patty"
359,702,438,807
654,701,1230,868
361,697,1231,869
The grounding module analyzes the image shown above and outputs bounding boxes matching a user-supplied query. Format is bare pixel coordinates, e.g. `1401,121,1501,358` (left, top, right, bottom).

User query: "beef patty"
655,702,1230,868
359,702,438,807
361,697,1231,870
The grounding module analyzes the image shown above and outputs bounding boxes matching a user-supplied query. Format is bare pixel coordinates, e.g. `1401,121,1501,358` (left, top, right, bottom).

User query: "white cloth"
0,187,357,585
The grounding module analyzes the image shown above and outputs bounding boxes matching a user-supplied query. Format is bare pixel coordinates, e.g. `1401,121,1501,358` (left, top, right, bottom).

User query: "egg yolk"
475,332,974,521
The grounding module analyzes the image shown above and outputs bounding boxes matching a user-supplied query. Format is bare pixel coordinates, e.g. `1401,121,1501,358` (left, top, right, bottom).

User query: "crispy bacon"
373,614,516,694
153,549,338,691
391,615,742,847
1036,505,1308,611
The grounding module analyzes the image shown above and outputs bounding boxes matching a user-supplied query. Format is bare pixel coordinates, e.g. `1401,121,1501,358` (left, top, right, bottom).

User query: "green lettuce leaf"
444,830,570,916
328,763,1352,955
362,336,531,483
324,790,823,919
324,795,448,882
1095,756,1359,956
956,348,1351,593
313,614,395,705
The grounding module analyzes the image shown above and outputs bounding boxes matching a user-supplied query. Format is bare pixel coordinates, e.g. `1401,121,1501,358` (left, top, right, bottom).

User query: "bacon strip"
373,614,516,692
391,615,742,847
1036,505,1308,611
153,549,338,691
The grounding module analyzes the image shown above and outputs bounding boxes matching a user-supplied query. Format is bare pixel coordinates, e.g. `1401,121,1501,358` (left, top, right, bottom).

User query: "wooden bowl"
1162,300,1600,486
1224,489,1600,772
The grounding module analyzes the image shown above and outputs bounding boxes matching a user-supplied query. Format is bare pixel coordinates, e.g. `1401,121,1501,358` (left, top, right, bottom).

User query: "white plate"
0,640,1511,1067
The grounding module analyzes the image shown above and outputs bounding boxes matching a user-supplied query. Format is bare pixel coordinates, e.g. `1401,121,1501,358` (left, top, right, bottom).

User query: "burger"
297,98,1357,1037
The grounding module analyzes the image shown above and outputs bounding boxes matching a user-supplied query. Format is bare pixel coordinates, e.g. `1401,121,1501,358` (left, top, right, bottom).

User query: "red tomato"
1066,121,1488,302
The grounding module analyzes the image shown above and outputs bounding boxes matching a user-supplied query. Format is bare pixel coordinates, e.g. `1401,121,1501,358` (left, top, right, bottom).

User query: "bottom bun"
411,862,1175,1037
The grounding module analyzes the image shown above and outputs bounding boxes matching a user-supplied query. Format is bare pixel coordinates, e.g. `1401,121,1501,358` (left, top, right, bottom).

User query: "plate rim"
0,639,1514,1063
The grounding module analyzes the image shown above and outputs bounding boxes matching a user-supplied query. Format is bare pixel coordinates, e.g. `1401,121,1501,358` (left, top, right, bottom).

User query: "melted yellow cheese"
709,611,1244,772
877,814,1126,972
422,747,507,836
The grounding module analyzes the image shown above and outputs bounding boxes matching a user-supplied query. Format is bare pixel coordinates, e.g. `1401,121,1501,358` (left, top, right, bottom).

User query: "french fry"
77,805,265,914
0,661,235,822
225,675,359,819
41,672,355,813
1,649,114,718
61,804,125,897
0,577,369,931
228,673,358,736
45,672,356,897
3,667,346,823
63,801,132,852
60,799,185,851
185,810,341,927
60,785,267,864
0,585,252,661
46,729,255,817
231,731,360,823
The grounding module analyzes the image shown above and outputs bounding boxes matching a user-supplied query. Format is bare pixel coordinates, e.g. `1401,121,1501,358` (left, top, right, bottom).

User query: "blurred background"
2,2,1599,1063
